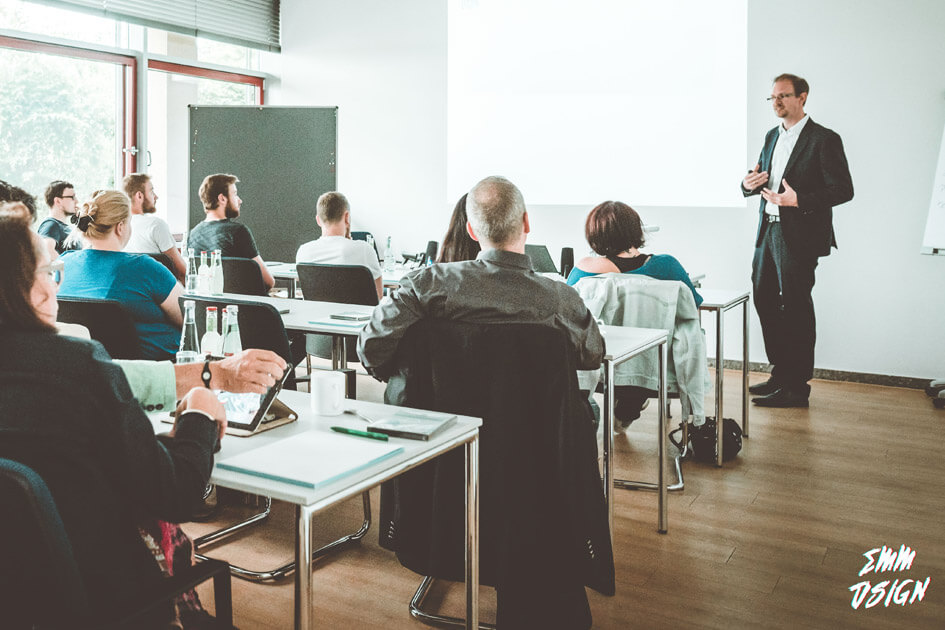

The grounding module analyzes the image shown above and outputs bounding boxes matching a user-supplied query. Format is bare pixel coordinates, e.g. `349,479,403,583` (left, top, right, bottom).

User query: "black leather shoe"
752,388,809,408
748,378,781,396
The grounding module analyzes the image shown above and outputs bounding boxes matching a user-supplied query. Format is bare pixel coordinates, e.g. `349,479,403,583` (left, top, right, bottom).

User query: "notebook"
217,431,404,489
367,409,457,441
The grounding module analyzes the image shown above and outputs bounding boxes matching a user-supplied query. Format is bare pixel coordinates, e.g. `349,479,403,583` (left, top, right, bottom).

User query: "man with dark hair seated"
37,179,78,254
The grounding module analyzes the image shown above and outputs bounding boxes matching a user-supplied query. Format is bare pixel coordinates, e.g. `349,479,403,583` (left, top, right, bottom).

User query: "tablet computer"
162,364,297,437
217,365,295,436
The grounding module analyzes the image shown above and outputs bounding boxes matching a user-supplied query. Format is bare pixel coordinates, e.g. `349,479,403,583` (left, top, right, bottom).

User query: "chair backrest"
574,273,708,418
296,262,378,363
181,295,292,364
146,252,179,279
296,262,379,306
56,296,143,359
0,458,89,627
378,320,614,624
524,243,559,273
222,256,268,296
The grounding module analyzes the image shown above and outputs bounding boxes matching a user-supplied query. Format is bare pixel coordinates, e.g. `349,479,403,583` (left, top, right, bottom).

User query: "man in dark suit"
742,73,854,407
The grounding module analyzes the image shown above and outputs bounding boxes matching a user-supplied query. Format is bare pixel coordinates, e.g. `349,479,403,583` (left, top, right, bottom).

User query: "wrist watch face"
202,362,212,388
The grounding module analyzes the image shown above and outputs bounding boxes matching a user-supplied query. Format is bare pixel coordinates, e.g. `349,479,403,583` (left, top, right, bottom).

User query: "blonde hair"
67,190,130,246
316,191,349,224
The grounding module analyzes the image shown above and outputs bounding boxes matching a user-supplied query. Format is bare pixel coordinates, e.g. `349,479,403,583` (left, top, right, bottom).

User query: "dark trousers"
751,221,818,395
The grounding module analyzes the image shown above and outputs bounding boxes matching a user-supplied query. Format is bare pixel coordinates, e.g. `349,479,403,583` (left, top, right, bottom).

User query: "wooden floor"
188,369,945,629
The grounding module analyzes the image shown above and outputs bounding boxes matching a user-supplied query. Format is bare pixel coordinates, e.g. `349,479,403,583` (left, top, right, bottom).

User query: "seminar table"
212,292,374,370
153,392,482,630
697,289,751,467
598,325,669,535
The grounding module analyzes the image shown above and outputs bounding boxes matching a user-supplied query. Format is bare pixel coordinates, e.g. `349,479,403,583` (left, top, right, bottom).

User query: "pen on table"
330,426,388,441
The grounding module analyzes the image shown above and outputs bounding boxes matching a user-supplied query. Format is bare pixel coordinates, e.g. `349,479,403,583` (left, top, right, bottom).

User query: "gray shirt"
357,248,604,375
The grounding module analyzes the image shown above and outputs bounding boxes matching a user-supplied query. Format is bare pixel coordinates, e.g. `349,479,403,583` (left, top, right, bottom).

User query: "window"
0,37,136,215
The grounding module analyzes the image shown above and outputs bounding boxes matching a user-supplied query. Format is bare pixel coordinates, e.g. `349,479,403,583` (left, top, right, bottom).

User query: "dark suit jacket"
742,119,854,258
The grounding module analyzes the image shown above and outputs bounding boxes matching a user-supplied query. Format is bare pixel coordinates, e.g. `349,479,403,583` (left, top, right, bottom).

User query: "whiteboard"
921,120,945,254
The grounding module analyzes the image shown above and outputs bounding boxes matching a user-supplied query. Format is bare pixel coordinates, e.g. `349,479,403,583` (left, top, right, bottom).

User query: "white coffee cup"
311,370,345,416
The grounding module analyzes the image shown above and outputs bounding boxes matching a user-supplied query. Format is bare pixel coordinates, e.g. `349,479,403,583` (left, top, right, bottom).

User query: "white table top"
266,261,415,287
151,390,481,509
210,292,374,335
599,325,667,362
697,288,751,310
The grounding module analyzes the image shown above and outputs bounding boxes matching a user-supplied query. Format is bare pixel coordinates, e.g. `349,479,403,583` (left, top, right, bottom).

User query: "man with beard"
37,180,78,254
188,173,275,290
122,173,187,280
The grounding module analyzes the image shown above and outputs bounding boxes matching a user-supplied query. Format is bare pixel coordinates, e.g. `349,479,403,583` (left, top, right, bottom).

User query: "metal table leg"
715,305,725,468
466,434,480,630
742,299,750,438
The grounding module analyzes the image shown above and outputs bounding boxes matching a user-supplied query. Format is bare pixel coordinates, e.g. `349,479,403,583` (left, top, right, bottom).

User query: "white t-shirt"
125,213,177,255
295,235,382,279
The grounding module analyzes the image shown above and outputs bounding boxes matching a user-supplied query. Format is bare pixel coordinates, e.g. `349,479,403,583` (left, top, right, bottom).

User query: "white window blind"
26,0,281,52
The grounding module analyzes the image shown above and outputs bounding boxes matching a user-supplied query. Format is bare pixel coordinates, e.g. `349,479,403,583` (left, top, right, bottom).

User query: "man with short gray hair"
358,175,603,379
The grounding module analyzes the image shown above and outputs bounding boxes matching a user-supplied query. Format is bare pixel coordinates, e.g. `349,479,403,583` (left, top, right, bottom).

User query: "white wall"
275,0,945,379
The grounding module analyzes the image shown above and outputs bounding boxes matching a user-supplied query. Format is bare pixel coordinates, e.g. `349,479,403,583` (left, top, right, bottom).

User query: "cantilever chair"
221,257,268,296
0,457,233,629
56,296,144,360
575,273,710,492
379,320,614,629
180,294,372,582
296,262,379,376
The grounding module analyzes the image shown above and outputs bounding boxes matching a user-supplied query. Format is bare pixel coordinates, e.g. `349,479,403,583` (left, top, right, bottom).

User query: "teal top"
566,253,703,307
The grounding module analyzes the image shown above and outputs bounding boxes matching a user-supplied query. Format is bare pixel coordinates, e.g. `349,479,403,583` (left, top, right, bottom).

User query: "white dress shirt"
767,114,810,216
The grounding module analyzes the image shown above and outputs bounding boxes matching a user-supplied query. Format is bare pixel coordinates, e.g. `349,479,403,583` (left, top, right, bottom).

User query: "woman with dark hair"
567,200,702,306
568,201,703,429
437,193,481,263
0,213,228,628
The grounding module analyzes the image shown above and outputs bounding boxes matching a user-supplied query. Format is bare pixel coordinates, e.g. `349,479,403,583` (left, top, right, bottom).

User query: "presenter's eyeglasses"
766,93,795,102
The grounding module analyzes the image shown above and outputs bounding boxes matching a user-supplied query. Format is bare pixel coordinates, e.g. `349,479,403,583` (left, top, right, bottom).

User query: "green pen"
330,426,389,441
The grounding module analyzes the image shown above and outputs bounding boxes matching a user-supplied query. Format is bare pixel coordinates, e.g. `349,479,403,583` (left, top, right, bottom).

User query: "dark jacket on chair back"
379,320,614,629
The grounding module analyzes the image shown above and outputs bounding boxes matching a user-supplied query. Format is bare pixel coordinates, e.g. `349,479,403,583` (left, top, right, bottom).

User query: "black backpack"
671,416,743,462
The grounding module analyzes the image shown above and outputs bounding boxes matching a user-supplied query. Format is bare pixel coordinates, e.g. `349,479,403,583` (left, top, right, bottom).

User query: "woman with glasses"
57,190,184,360
0,211,226,628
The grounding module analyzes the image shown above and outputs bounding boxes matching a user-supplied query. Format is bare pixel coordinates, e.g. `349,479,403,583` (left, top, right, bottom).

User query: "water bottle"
365,233,376,260
222,305,242,357
200,306,222,358
185,248,198,293
384,236,395,272
176,300,201,364
197,251,211,295
210,249,224,296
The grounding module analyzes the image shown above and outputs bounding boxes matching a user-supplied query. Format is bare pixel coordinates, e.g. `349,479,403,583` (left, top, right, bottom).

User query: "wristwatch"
201,358,212,389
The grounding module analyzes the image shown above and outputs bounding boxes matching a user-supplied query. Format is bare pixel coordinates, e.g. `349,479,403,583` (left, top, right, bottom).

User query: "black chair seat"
56,296,144,360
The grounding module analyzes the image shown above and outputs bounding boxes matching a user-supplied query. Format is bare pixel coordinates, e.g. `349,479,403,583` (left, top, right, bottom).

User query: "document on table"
217,432,404,489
